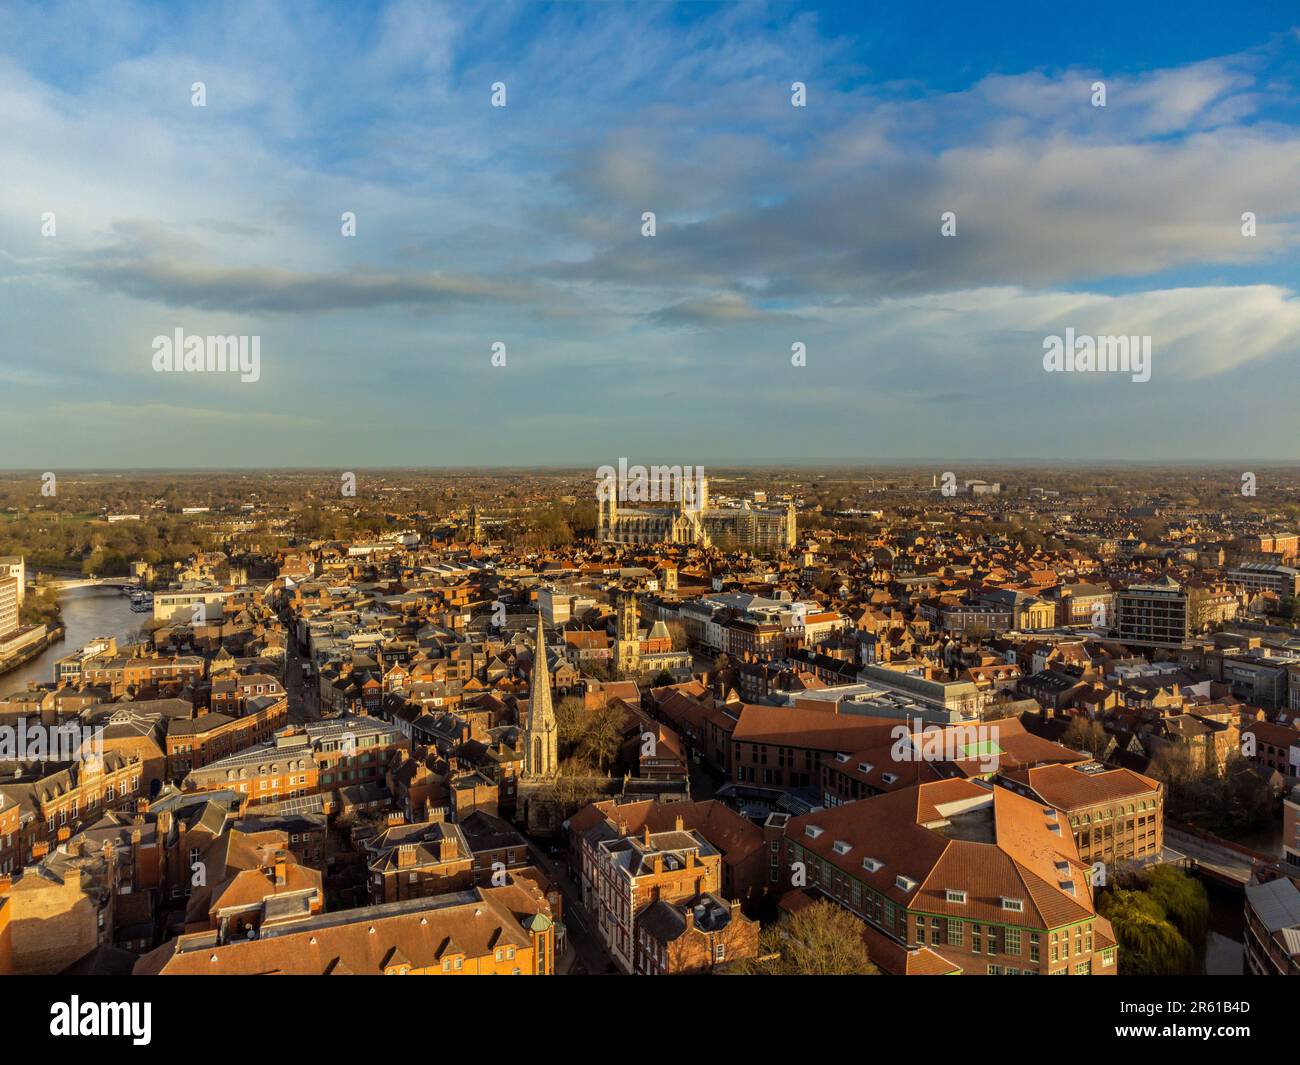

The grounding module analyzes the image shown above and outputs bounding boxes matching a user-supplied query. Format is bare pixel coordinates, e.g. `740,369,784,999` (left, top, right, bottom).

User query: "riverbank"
0,623,65,678
0,587,140,697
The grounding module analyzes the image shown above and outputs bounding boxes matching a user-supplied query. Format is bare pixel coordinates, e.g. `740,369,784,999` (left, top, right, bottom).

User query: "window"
945,889,967,904
1004,928,1021,955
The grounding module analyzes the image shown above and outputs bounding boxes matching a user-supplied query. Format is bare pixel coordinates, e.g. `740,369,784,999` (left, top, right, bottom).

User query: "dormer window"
862,857,884,873
1001,897,1024,912
946,889,967,904
835,753,850,763
881,772,899,785
805,825,824,840
895,874,918,892
832,840,852,855
858,762,874,774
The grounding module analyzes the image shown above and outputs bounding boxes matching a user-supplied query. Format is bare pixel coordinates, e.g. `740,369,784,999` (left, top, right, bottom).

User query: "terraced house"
782,780,1118,975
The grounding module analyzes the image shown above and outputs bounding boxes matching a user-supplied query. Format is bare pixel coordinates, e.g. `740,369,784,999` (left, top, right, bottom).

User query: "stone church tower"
524,610,558,779
614,592,641,676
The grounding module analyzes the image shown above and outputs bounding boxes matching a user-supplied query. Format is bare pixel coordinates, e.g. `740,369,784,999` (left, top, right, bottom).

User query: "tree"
736,901,879,975
1061,716,1109,759
1140,865,1208,950
1098,887,1196,975
578,700,630,772
664,620,688,651
554,696,588,760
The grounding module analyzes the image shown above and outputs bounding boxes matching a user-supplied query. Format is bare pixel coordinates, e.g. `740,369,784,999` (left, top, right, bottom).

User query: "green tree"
1098,887,1196,975
1140,865,1208,950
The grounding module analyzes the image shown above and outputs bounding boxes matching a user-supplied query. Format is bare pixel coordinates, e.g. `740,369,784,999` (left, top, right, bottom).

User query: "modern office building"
0,575,19,640
1116,578,1191,648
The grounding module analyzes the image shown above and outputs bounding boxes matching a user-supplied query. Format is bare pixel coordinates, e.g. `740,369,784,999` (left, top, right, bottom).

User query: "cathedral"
596,475,796,553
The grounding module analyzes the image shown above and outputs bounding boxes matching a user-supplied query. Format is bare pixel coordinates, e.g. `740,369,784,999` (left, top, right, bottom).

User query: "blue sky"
3,0,1300,467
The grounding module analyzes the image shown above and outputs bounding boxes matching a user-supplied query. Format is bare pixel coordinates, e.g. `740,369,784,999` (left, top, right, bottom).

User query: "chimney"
653,855,663,874
31,841,49,860
674,815,684,832
643,825,651,846
56,826,71,843
683,906,695,930
397,844,416,869
273,860,287,886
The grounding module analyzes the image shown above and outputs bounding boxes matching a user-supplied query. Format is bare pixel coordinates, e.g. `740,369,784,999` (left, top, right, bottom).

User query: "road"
524,840,620,975
282,617,320,725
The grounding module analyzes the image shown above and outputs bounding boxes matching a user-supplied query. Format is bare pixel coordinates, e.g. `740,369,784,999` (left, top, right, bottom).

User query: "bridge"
28,575,141,593
1162,826,1274,891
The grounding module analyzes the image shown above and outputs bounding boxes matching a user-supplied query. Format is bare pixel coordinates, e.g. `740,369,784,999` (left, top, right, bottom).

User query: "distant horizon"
5,458,1300,475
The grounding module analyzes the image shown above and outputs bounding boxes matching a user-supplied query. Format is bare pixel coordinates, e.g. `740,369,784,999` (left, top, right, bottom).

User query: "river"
0,586,143,697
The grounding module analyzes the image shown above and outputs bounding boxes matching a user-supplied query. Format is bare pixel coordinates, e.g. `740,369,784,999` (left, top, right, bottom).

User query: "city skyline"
4,1,1300,466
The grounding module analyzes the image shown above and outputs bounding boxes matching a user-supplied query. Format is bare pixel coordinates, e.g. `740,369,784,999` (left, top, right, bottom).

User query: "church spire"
524,607,557,777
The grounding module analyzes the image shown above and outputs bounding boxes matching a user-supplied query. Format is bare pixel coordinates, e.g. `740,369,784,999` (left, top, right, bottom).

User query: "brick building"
136,880,557,975
783,780,1118,975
